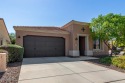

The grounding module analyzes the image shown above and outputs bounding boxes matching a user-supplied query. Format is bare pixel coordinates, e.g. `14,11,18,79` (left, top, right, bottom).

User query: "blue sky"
0,0,125,33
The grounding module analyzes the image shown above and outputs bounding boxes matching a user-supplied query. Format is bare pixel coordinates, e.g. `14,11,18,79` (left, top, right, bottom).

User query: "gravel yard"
0,62,22,83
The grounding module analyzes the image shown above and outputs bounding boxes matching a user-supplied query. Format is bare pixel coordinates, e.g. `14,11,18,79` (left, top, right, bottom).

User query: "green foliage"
0,49,8,53
100,56,125,69
100,57,112,64
90,13,125,49
112,56,125,69
9,33,16,44
0,44,24,63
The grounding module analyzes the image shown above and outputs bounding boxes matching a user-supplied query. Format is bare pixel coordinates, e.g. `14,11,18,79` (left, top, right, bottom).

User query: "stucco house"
0,18,11,45
14,20,109,57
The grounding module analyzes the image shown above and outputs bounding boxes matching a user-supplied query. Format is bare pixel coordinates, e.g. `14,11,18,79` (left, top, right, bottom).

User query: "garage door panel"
23,36,65,57
23,36,35,57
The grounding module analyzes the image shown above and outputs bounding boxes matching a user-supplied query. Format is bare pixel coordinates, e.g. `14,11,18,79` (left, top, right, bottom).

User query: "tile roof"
62,20,90,28
0,18,3,20
14,26,70,34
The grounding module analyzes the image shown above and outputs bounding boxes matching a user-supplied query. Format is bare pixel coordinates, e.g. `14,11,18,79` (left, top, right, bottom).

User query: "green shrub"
0,44,24,63
112,56,125,69
100,56,125,69
0,49,8,53
100,57,112,64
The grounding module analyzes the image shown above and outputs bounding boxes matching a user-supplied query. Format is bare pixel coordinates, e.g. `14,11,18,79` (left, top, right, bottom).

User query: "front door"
79,36,85,56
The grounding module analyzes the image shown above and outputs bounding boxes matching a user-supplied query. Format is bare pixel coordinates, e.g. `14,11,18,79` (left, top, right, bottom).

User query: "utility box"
0,53,6,72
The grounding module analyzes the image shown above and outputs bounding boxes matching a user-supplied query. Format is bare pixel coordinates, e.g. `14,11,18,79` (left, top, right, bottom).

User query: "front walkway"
19,57,125,83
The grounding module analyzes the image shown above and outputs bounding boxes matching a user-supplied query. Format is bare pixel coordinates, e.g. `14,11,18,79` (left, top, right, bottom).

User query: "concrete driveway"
19,57,125,83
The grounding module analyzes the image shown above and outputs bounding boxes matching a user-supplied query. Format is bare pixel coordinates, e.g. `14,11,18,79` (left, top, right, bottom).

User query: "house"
14,20,109,57
0,18,11,45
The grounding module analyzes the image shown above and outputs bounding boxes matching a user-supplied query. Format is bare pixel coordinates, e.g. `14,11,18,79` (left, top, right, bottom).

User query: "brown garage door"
23,36,65,58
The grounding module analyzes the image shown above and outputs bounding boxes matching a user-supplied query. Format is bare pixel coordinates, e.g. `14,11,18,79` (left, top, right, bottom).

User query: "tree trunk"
110,49,113,56
110,40,114,56
103,41,113,56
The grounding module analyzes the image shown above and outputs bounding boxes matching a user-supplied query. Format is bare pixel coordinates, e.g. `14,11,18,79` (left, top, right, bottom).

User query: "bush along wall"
0,44,24,63
100,56,125,69
112,56,125,69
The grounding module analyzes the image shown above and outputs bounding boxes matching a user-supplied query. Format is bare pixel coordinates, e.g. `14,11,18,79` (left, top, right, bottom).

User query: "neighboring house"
14,20,109,57
0,18,11,45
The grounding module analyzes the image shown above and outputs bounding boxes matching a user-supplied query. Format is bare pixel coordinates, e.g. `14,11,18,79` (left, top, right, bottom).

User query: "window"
93,39,101,49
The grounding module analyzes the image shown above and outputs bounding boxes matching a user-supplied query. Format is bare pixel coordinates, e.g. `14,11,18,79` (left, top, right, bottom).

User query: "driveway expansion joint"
19,57,125,83
58,63,95,83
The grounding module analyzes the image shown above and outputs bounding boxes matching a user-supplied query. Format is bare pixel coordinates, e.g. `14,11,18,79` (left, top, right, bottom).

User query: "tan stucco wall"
93,43,109,56
62,24,73,50
72,24,91,50
16,30,70,56
62,22,109,56
62,23,93,50
0,19,10,45
15,20,109,56
73,24,109,56
0,53,6,72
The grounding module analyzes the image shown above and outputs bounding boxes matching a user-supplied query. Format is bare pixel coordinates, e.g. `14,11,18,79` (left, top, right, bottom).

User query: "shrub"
0,49,8,53
0,44,24,63
100,57,112,64
112,56,125,69
100,56,125,69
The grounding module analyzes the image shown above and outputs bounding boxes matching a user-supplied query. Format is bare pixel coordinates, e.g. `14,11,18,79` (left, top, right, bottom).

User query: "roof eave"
14,26,70,35
61,20,90,28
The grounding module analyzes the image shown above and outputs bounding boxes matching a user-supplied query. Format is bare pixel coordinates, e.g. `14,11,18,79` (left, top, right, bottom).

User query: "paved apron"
19,57,125,83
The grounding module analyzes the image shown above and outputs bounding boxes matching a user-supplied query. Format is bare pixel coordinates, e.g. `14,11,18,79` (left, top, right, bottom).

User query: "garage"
23,35,65,57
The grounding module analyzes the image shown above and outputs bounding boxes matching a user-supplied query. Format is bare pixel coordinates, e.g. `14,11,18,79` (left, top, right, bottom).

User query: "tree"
115,16,125,47
90,13,125,56
9,33,16,44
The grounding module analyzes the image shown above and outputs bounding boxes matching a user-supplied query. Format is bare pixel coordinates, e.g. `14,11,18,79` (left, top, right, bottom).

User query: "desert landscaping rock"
0,62,22,83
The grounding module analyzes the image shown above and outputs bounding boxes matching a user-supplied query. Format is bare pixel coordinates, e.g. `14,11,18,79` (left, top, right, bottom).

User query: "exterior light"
75,37,78,40
17,36,20,38
81,27,85,32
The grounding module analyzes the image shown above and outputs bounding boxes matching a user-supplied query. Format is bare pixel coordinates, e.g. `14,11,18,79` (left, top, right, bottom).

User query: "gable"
0,19,10,43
